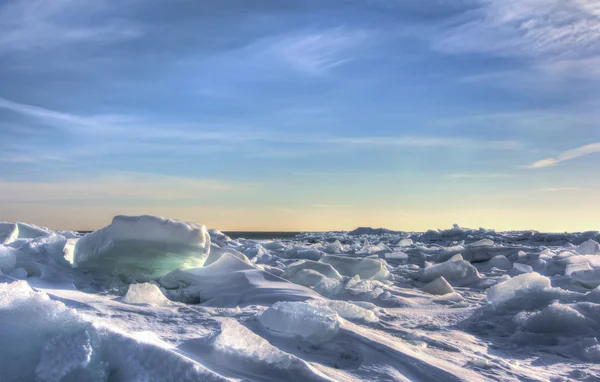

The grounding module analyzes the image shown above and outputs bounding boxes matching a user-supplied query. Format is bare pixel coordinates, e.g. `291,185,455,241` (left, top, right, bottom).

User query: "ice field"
2,215,600,381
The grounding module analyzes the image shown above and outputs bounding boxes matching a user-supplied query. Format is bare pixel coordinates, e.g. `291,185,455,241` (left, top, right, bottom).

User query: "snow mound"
0,222,50,245
486,273,551,305
282,260,343,281
160,253,320,306
123,282,169,305
320,255,390,280
0,281,226,382
422,276,455,296
420,260,481,287
258,301,340,345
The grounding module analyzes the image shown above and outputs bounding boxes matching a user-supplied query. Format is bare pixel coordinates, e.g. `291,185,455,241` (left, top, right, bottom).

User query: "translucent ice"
486,273,551,305
258,301,340,345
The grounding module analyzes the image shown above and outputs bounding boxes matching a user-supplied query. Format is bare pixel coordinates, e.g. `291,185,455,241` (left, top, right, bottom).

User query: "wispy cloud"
1,96,524,157
267,28,369,74
0,0,142,53
329,136,522,150
445,173,514,179
538,187,584,192
431,0,600,78
528,142,600,168
0,172,255,203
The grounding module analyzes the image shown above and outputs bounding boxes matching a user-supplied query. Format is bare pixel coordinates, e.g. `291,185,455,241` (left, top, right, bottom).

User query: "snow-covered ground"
1,216,600,381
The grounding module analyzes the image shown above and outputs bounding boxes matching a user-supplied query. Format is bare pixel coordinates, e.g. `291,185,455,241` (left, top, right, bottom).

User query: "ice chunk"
71,215,211,281
398,238,413,247
513,263,533,274
468,239,494,247
422,276,455,296
344,275,386,299
0,245,17,273
575,239,600,255
323,240,344,254
288,269,327,287
571,269,600,289
320,255,390,280
486,273,551,305
204,244,251,266
565,261,593,276
258,301,340,345
10,267,28,279
314,277,343,298
447,254,463,262
261,241,287,251
285,246,324,261
0,222,18,245
282,260,343,281
213,320,295,367
522,302,593,335
123,283,169,306
420,260,481,287
385,251,408,261
309,299,378,323
485,255,512,271
207,229,231,247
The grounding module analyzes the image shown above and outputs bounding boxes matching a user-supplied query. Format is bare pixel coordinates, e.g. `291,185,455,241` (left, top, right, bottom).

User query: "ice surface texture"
2,216,600,381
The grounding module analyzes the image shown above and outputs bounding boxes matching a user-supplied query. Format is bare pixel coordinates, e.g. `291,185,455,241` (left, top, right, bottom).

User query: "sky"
0,0,599,232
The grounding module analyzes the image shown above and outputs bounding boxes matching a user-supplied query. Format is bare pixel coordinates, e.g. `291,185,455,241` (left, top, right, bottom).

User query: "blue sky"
1,0,599,231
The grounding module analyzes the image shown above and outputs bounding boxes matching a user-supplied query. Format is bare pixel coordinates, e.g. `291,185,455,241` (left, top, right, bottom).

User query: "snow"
159,253,320,306
2,216,600,381
123,282,169,305
421,276,455,295
486,272,551,305
258,301,341,345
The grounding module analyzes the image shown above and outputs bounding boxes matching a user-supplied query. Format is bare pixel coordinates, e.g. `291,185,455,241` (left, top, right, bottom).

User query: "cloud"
0,0,142,53
329,136,522,150
430,0,600,79
528,142,600,168
266,28,369,74
538,187,584,192
445,173,514,179
0,172,255,203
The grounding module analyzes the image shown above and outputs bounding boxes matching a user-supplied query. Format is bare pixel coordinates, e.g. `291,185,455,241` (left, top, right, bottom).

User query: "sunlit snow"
1,216,600,381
